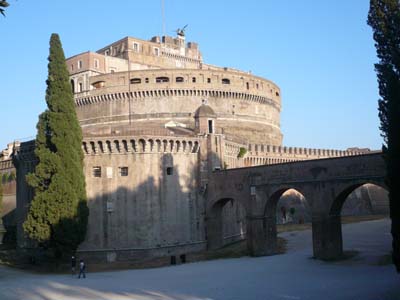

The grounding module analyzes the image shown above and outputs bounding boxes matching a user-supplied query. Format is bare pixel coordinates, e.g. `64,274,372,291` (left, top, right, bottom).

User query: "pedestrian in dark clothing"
78,259,86,278
71,255,76,275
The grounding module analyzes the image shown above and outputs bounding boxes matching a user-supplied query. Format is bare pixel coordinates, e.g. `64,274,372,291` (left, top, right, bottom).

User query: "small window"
156,76,169,83
222,78,230,84
166,167,173,175
207,78,211,83
208,120,214,134
133,42,140,52
94,59,99,69
276,91,280,96
105,50,109,56
71,65,74,71
92,81,105,89
246,82,249,90
176,77,184,83
93,166,101,177
110,68,115,73
192,77,196,83
145,78,149,83
78,60,83,69
119,167,128,176
256,83,259,89
78,82,83,92
130,78,141,84
154,47,159,56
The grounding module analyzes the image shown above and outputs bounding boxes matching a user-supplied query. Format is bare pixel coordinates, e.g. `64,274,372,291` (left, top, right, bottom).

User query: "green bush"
237,147,247,158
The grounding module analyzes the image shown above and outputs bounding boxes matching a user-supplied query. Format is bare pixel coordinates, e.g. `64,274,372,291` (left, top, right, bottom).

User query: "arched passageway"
276,189,310,224
264,188,309,255
221,199,246,245
318,182,389,260
206,198,246,250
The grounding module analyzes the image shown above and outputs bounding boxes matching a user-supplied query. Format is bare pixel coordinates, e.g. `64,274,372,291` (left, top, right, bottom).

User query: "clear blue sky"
0,0,382,150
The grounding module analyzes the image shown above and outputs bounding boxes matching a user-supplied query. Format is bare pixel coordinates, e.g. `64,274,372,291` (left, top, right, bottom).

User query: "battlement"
82,136,200,155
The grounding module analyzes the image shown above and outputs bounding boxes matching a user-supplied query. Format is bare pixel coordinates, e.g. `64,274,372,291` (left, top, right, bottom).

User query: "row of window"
92,166,174,178
70,59,100,72
104,43,160,57
93,166,128,177
129,77,231,85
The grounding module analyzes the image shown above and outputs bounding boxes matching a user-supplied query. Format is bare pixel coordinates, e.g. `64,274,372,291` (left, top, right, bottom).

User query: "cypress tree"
368,0,400,272
23,34,89,258
0,182,3,214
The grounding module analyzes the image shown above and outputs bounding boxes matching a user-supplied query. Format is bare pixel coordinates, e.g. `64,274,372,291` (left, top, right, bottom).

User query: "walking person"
71,255,76,276
78,259,86,279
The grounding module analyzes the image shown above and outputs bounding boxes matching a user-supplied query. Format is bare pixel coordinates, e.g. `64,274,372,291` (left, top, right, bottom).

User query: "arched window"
222,78,230,84
130,78,141,84
70,79,75,93
92,81,105,89
156,76,169,83
176,77,184,83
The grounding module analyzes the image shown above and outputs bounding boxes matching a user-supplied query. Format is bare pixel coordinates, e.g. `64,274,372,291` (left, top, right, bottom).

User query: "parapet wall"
82,136,200,155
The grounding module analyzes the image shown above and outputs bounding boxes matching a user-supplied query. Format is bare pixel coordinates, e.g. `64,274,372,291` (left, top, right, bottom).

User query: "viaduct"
206,152,386,260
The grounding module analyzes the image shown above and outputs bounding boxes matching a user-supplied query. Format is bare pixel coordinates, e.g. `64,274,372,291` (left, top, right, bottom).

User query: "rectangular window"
207,78,211,83
94,59,99,69
208,120,214,134
93,166,101,177
154,47,159,56
78,60,83,69
192,77,196,83
166,167,173,175
119,167,128,176
133,42,140,52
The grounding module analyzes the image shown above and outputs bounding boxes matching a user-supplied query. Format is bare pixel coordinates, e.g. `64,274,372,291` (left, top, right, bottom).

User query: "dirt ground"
0,214,387,274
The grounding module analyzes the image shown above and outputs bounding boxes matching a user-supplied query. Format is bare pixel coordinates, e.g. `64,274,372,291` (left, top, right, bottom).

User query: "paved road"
0,218,399,300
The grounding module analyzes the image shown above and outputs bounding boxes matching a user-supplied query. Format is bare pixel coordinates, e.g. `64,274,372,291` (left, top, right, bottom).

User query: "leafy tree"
23,34,89,258
368,0,400,272
0,0,10,16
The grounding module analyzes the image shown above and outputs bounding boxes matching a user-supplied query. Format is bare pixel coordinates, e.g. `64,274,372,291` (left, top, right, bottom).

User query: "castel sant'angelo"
3,30,386,262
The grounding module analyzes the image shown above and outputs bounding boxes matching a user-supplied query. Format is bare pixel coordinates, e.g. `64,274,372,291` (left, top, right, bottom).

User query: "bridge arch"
206,196,247,251
263,186,310,255
313,179,388,260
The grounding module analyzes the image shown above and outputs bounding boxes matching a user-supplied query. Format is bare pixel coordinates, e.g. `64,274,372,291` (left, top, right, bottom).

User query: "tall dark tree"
0,1,10,16
23,34,89,258
368,0,400,272
0,182,3,214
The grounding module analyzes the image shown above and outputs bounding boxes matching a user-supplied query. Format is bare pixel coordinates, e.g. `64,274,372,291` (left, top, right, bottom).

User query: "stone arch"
314,179,387,260
263,186,310,254
82,142,89,154
155,139,162,152
182,140,187,153
330,181,387,217
113,140,120,153
193,141,199,153
130,139,137,152
148,139,154,152
206,197,247,250
121,140,128,152
106,140,112,153
138,139,146,152
70,79,75,93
